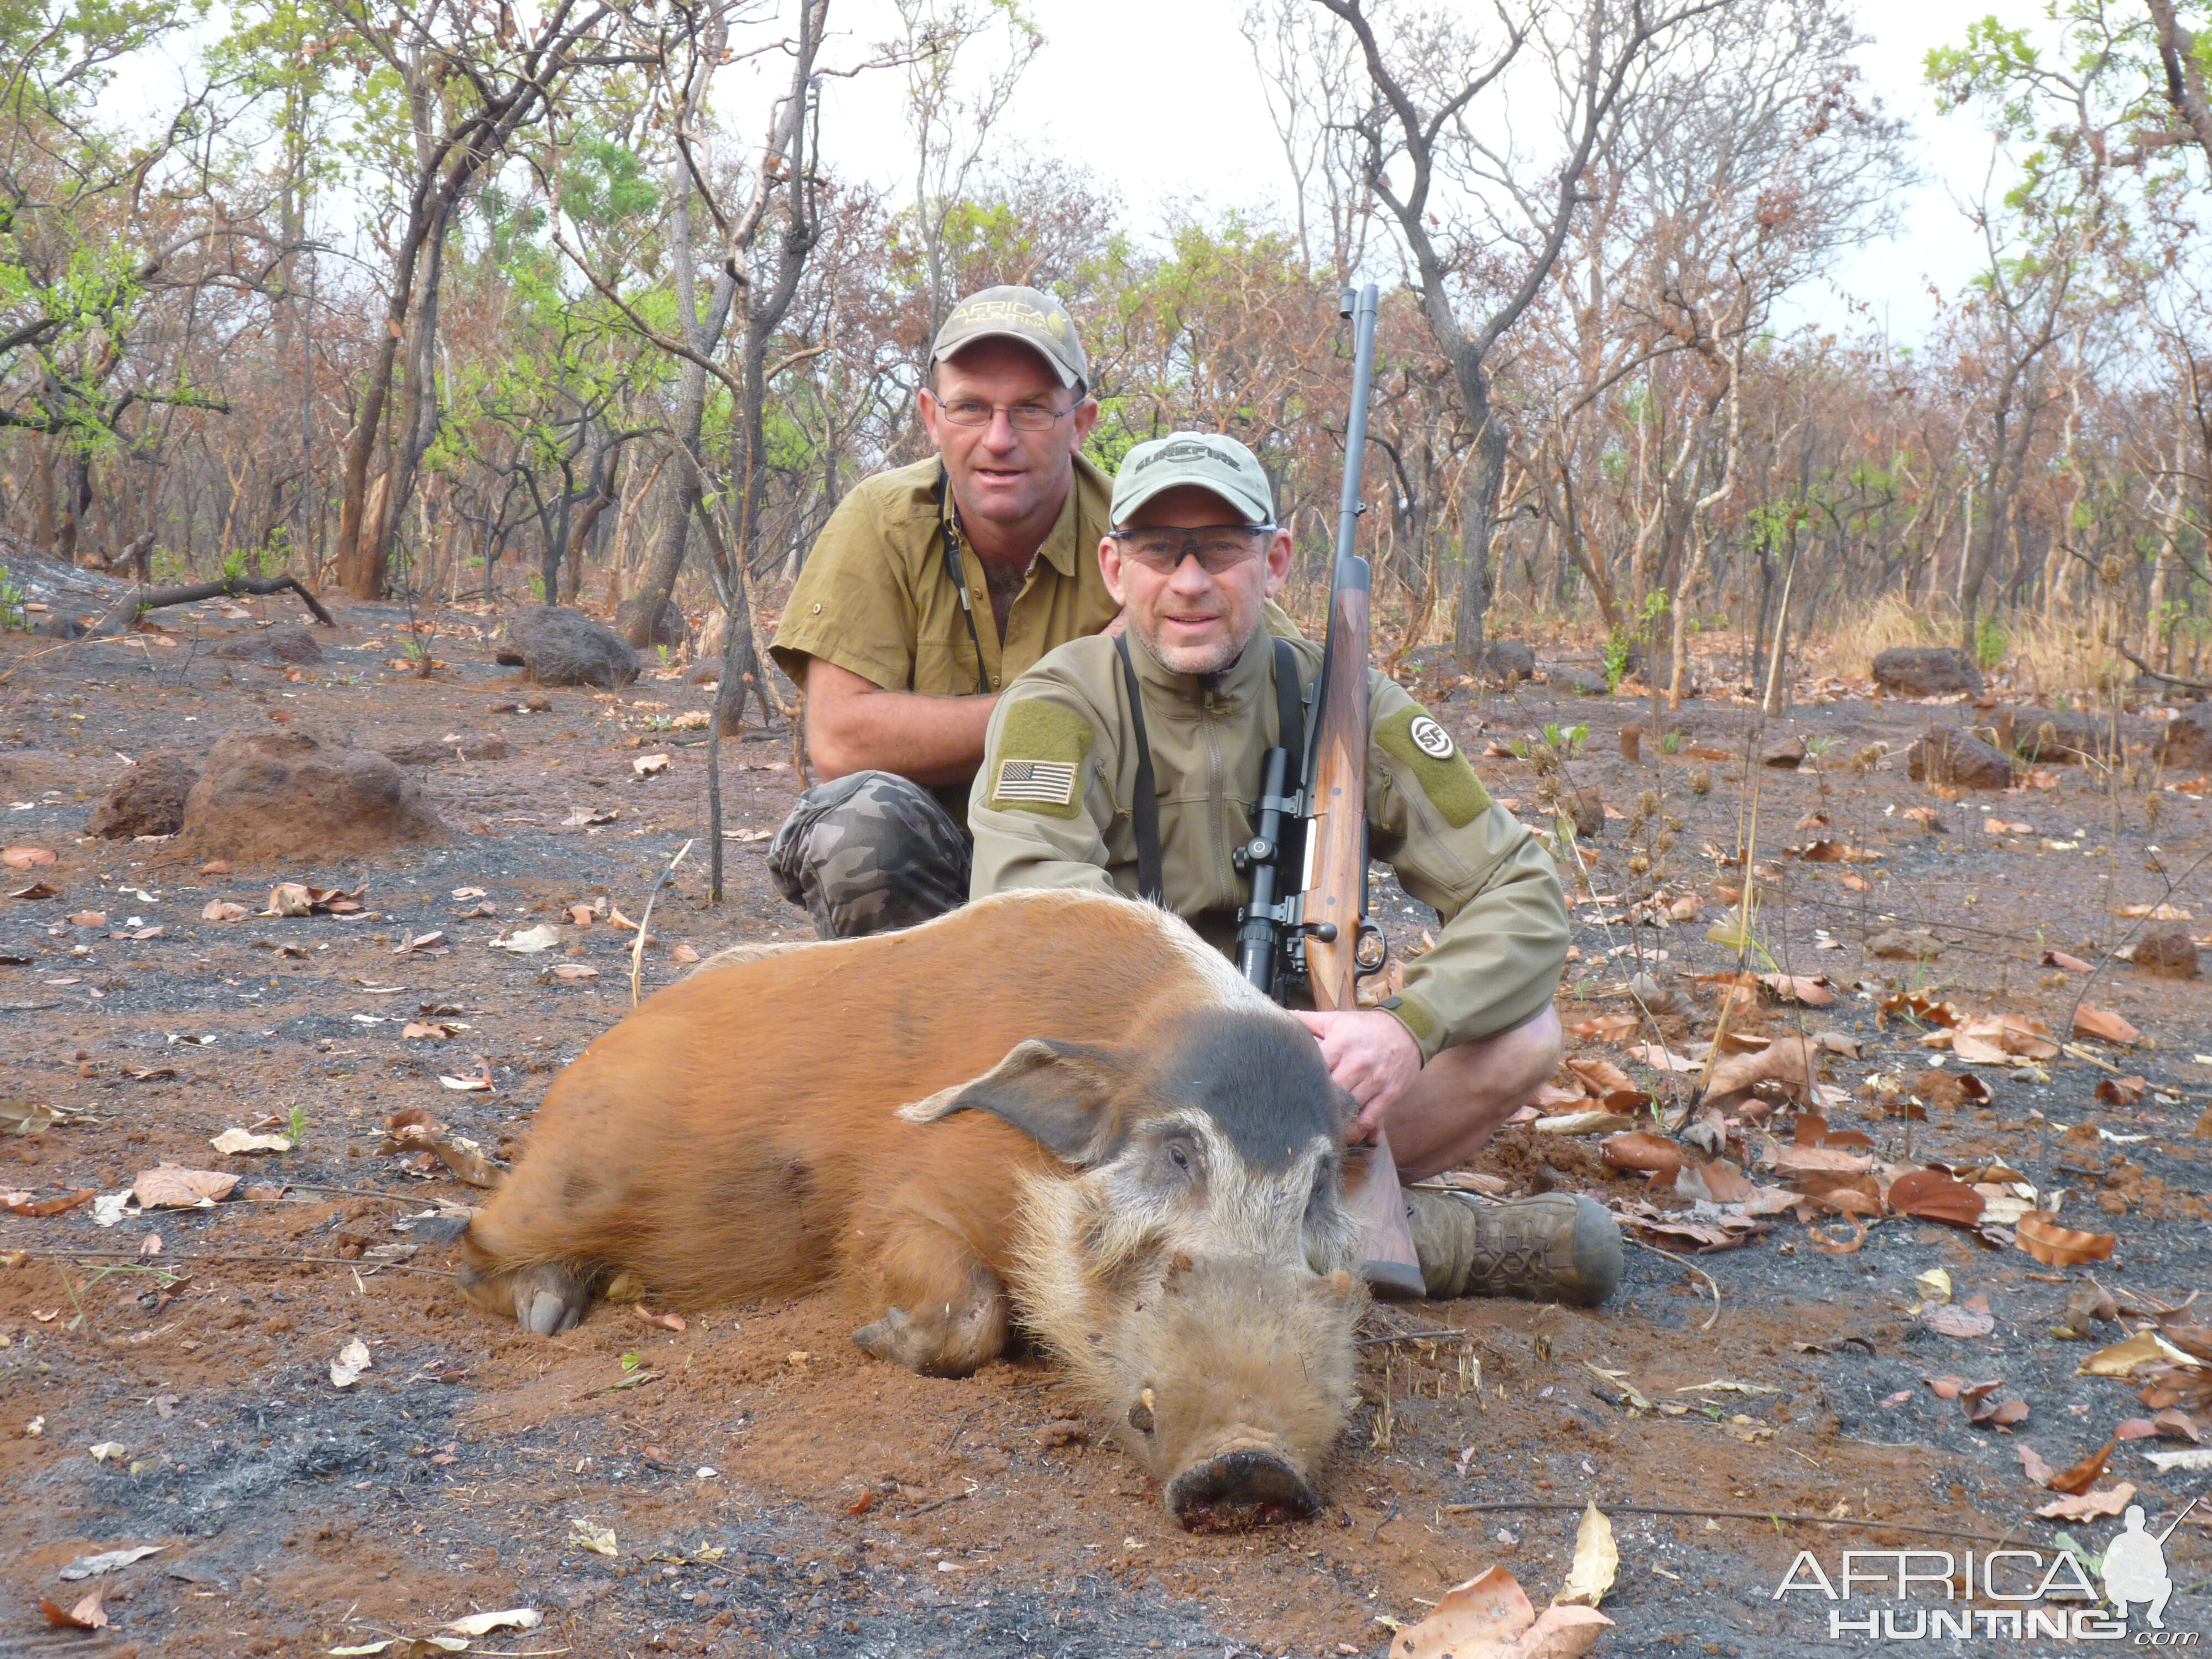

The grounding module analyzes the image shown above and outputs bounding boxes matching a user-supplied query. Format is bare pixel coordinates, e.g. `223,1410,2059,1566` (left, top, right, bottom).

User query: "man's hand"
1293,1009,1422,1141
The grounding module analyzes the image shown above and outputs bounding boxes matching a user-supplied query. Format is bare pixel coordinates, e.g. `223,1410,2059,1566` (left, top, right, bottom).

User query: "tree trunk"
1449,387,1507,660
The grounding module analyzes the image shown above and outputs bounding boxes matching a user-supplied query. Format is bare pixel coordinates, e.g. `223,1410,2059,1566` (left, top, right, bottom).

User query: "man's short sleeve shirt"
768,452,1121,699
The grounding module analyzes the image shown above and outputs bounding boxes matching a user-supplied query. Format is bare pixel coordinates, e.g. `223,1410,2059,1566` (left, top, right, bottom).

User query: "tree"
1318,0,1729,665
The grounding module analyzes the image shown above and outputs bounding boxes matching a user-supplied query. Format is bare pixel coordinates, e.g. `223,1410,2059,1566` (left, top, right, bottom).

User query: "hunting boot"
1402,1189,1623,1306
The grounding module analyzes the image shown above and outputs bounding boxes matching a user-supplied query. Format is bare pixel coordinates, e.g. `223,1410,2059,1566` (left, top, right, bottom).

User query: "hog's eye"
1168,1144,1190,1172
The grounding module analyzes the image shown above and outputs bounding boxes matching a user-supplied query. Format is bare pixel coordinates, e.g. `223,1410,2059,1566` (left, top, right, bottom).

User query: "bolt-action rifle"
1233,281,1425,1298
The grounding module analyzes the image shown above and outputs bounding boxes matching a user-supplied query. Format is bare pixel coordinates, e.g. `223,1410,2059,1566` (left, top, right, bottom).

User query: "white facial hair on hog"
1007,1110,1365,1529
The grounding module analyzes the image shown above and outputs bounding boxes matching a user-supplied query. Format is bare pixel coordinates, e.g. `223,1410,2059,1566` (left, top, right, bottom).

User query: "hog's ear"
896,1038,1136,1166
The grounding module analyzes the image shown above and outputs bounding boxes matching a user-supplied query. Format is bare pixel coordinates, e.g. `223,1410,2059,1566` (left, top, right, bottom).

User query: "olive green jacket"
967,628,1569,1060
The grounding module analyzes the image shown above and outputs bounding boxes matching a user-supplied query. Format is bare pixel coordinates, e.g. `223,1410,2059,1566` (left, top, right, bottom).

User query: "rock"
494,606,639,688
2131,920,2200,979
1868,927,1941,960
613,596,688,653
2161,704,2212,771
210,622,324,664
36,613,84,639
1994,707,2133,764
1872,646,1984,699
1546,665,1611,697
686,658,722,687
379,733,510,766
1762,733,1807,769
1907,726,2013,790
1461,640,1536,687
180,726,448,862
85,752,199,838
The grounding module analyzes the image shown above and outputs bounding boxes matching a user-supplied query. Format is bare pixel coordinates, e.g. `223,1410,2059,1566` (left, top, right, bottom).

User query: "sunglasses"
1107,524,1277,574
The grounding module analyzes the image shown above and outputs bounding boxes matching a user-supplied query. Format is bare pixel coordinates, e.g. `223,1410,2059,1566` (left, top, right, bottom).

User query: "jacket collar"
1125,624,1272,717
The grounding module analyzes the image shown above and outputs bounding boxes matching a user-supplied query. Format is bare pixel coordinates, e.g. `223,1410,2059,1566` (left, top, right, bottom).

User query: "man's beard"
1138,617,1251,677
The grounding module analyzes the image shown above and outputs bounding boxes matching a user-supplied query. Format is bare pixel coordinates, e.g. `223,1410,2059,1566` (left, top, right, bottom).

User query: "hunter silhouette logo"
2104,1498,2192,1629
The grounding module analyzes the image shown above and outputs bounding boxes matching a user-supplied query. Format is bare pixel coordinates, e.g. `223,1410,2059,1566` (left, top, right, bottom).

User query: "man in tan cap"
766,285,1119,938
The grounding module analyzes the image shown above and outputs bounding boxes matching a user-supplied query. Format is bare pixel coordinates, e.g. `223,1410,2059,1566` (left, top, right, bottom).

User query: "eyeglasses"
1107,524,1277,575
928,393,1076,431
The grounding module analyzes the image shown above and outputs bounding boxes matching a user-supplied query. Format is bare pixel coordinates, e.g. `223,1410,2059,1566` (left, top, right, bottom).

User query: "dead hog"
457,888,1366,1529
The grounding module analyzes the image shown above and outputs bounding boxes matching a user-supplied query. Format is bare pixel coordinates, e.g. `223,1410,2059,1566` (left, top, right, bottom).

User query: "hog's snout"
1167,1444,1321,1531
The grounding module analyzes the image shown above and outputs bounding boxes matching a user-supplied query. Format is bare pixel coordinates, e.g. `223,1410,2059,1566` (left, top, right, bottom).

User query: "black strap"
1271,636,1305,763
1114,633,1165,905
936,467,990,696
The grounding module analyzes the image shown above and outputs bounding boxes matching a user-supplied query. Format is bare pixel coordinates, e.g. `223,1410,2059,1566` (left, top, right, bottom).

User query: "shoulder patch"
1375,704,1491,828
989,698,1094,819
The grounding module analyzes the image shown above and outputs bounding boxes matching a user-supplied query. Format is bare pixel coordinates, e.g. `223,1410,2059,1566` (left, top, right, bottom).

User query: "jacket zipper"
1201,692,1232,910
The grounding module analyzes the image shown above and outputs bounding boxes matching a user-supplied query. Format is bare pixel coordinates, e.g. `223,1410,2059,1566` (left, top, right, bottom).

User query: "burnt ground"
2,596,2211,1657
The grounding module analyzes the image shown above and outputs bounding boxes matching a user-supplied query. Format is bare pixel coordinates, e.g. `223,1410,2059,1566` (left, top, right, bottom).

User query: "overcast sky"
807,0,2011,348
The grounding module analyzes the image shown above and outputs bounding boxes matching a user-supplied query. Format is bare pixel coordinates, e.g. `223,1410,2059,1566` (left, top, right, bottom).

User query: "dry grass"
1812,594,2131,704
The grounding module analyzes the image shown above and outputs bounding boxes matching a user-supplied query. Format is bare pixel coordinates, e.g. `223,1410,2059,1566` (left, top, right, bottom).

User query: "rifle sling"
1114,634,1308,912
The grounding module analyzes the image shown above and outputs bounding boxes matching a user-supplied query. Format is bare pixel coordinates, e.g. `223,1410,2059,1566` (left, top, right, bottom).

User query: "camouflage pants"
766,770,972,940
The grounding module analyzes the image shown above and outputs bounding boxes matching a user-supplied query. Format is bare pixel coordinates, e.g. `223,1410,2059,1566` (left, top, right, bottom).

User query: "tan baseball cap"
1110,431,1275,526
930,285,1088,389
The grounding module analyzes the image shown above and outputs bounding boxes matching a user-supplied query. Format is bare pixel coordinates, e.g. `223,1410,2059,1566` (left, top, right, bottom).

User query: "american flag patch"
994,758,1078,805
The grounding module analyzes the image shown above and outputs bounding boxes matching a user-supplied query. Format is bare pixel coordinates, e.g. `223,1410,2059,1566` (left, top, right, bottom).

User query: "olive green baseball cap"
930,285,1088,389
1110,431,1275,526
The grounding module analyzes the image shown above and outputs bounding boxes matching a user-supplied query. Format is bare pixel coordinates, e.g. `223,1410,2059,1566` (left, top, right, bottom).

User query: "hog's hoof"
1166,1449,1321,1532
851,1296,1006,1378
512,1262,596,1335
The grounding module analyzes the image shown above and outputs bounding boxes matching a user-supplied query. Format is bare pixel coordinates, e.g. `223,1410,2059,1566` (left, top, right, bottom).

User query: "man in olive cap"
766,285,1119,938
964,430,1617,1308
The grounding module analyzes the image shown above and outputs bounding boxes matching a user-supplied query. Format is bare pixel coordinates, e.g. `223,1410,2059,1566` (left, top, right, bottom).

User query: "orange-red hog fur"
463,892,1195,1331
457,889,1365,1528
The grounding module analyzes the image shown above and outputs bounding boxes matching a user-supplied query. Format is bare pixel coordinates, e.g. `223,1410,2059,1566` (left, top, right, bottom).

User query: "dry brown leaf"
3,1187,95,1217
672,943,701,964
1705,1034,1814,1100
1773,1144,1874,1177
401,1021,453,1040
2,845,56,869
1601,1131,1683,1178
1886,1170,1986,1228
1984,817,2032,835
1564,1013,1639,1044
39,1590,106,1630
132,1166,238,1208
1839,871,1872,893
1566,1056,1634,1094
1925,1298,1996,1339
1553,1503,1618,1609
633,1306,687,1333
1676,1159,1754,1204
2035,1483,2136,1520
1925,1375,1972,1400
2156,1409,2203,1441
2018,1444,2060,1486
1757,973,1835,1005
2017,1211,2117,1267
1626,1042,1700,1072
2046,1438,2120,1496
200,899,248,922
1389,1564,1614,1659
2097,1075,2148,1106
2073,1004,2140,1045
2042,949,2092,973
1531,1080,1588,1111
